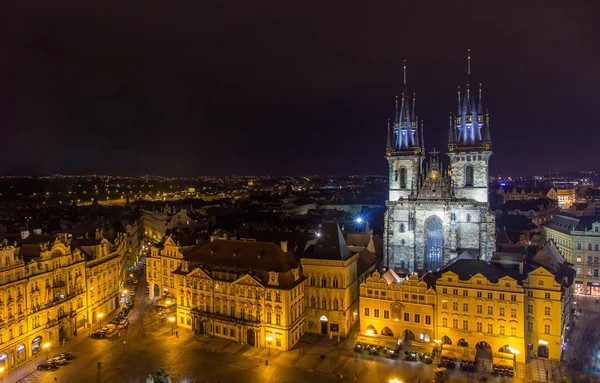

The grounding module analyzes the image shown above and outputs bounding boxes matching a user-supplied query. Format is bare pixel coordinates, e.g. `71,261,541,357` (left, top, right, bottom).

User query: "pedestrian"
176,330,179,338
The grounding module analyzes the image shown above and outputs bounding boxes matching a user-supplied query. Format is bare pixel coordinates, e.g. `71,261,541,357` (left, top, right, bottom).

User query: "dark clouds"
0,1,598,176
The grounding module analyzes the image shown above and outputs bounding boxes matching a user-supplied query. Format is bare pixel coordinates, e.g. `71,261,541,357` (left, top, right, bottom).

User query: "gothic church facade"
384,56,495,272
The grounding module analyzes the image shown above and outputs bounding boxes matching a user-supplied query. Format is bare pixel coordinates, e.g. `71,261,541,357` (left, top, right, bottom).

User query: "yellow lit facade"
359,271,435,345
557,188,575,210
146,238,306,351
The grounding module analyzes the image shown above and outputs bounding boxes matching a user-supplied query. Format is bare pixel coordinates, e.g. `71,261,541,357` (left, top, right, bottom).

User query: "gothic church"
384,54,495,272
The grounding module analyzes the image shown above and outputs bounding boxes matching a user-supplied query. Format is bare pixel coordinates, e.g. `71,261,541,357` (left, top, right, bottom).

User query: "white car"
50,356,67,365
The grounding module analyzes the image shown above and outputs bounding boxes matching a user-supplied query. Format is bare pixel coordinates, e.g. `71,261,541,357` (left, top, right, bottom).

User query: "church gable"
233,273,264,287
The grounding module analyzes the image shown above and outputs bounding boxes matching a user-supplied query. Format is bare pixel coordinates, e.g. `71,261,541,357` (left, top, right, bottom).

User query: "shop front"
575,281,584,294
587,282,600,296
16,344,26,365
31,336,42,356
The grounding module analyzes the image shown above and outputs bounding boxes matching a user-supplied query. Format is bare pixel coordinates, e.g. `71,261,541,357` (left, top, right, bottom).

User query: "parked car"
109,319,120,325
90,331,106,339
117,319,129,329
38,361,58,371
54,353,73,360
50,356,67,365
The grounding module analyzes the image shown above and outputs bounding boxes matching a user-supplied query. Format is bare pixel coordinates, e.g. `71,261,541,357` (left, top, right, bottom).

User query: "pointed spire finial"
403,60,407,85
467,48,471,78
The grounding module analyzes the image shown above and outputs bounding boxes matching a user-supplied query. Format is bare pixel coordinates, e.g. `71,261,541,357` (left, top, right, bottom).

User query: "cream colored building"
544,214,600,294
359,270,436,350
301,222,378,338
146,238,306,351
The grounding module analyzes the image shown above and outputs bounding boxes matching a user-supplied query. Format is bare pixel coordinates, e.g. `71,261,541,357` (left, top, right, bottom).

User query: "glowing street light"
355,217,363,223
389,379,403,383
42,342,51,360
169,316,176,334
97,313,104,328
266,336,273,356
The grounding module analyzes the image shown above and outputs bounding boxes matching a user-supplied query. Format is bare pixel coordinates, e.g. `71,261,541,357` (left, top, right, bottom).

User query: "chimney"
20,230,30,240
280,241,288,252
519,260,524,275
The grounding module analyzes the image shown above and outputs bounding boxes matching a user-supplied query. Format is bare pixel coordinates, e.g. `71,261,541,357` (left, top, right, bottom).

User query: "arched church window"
310,297,315,307
465,165,474,187
400,168,407,189
310,275,315,286
333,299,339,310
400,223,405,233
333,277,338,288
394,170,399,182
401,239,405,246
321,298,327,309
467,214,471,223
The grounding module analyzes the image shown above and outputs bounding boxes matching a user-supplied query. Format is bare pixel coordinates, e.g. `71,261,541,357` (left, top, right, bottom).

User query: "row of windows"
441,318,520,335
440,288,518,300
309,276,340,288
441,302,519,317
364,308,431,324
576,243,600,251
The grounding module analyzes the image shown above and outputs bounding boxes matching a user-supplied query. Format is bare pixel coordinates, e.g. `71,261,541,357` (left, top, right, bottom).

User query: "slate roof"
544,214,600,234
302,222,352,260
177,239,304,289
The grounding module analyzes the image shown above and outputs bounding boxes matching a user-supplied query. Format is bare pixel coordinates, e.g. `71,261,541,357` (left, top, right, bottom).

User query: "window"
310,276,315,286
510,294,517,302
510,308,517,318
374,309,380,318
596,245,599,251
452,302,458,311
499,307,504,316
266,291,272,301
425,315,431,325
442,317,448,327
442,288,448,294
384,310,390,319
465,165,474,186
544,323,551,334
404,312,410,322
476,304,482,314
499,325,505,335
589,244,593,251
321,277,326,287
462,320,469,330
333,278,339,288
400,223,405,233
488,306,494,315
544,306,551,315
276,313,281,325
527,304,533,314
527,290,534,297
275,293,281,302
487,292,493,299
476,291,482,298
544,292,550,299
487,323,493,333
527,321,533,332
452,318,458,328
364,308,369,316
414,314,420,323
400,167,407,189
577,243,582,250
463,290,468,296
453,289,458,296
333,299,339,311
463,303,468,312
499,293,505,300
267,312,272,323
511,327,517,337
442,301,448,309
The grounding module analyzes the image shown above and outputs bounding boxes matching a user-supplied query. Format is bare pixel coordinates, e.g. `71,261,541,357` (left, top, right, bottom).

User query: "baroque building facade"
146,237,306,351
384,56,495,272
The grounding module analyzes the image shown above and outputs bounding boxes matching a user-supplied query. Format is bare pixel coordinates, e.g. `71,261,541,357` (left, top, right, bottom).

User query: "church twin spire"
387,61,422,153
449,49,491,151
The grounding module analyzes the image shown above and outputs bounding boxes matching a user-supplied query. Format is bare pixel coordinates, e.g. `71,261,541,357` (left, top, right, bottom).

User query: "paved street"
563,294,600,382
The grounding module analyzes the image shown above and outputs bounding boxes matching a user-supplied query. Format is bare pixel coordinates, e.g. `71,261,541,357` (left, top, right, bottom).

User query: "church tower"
448,50,492,203
386,61,424,201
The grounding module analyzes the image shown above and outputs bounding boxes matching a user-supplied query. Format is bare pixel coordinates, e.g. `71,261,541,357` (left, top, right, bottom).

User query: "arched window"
333,278,338,288
596,227,599,233
400,223,405,233
577,243,582,250
394,170,398,182
333,299,339,310
401,239,405,246
310,297,315,307
588,244,592,251
321,277,327,287
400,167,407,189
595,244,599,251
310,275,315,286
467,214,471,223
465,165,474,187
321,298,327,309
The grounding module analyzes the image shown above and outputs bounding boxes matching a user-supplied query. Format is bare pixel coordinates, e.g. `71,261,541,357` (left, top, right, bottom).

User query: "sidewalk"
9,305,128,383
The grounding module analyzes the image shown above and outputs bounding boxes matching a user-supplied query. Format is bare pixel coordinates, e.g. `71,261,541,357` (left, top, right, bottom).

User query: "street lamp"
97,313,104,329
266,336,273,356
42,343,50,360
389,379,403,383
169,316,175,334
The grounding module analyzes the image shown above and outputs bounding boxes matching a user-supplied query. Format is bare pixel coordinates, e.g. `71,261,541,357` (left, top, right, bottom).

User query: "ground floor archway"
381,327,394,337
153,284,160,299
458,338,468,347
320,315,328,335
538,345,549,358
402,330,415,341
441,335,452,345
247,329,256,346
476,341,492,359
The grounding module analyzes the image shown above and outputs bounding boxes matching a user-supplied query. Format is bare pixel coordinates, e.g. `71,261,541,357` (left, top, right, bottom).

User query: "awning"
356,335,399,348
441,350,457,359
493,358,514,368
409,342,435,355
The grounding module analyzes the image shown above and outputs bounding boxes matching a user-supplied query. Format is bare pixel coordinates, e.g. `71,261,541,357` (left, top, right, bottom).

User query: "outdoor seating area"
354,342,401,359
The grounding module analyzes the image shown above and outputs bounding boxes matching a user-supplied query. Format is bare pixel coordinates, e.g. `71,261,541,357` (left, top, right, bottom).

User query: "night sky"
0,1,598,177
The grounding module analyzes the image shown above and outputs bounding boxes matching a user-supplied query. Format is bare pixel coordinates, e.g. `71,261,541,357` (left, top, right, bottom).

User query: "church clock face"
429,169,439,180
